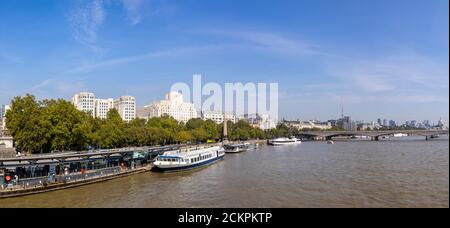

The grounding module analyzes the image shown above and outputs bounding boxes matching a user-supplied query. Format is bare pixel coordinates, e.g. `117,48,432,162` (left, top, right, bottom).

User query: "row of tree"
6,95,293,154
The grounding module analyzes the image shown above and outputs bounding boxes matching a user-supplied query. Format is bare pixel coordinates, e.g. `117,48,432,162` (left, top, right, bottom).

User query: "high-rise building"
141,91,197,123
94,98,114,119
73,92,136,122
422,120,431,129
436,118,444,129
389,120,396,128
342,116,352,131
114,96,136,122
383,119,388,127
72,92,95,117
328,119,338,127
377,118,382,127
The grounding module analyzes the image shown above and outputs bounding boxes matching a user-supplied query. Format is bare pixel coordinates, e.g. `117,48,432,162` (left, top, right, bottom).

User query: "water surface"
1,136,448,208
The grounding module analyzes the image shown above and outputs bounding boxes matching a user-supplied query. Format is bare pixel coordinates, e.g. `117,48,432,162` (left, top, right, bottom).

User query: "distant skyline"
0,0,448,125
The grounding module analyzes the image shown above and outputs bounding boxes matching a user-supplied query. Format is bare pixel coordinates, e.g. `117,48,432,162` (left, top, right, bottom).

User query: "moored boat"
152,146,225,172
268,137,302,146
224,142,258,153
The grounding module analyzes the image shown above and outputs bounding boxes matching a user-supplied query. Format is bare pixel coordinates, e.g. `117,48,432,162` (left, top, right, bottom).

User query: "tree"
125,118,148,146
73,112,98,150
5,95,51,154
42,99,85,152
203,120,220,141
191,128,209,143
186,118,205,130
6,94,273,153
98,109,126,149
177,131,194,144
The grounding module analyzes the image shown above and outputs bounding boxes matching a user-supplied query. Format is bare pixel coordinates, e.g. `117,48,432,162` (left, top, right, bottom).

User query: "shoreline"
0,166,151,199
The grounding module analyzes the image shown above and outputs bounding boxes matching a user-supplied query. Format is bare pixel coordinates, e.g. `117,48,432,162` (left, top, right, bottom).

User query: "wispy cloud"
328,53,449,93
66,44,236,73
29,78,58,93
28,44,237,92
279,50,449,108
67,0,169,49
328,94,449,104
200,29,319,55
32,79,88,101
68,0,106,51
122,0,147,25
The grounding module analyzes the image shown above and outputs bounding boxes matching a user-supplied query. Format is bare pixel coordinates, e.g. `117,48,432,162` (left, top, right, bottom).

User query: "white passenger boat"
268,137,302,146
152,146,225,172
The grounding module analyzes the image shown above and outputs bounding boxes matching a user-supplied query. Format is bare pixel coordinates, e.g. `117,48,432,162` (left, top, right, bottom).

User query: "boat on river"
152,146,225,172
224,143,248,153
224,142,258,153
268,137,302,146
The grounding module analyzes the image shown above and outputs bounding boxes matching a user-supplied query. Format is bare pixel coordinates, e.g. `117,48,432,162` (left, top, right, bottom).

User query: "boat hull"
268,141,302,146
224,150,246,153
224,148,248,153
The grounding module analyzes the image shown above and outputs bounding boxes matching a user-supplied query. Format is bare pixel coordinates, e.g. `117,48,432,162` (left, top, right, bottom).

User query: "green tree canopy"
6,94,274,153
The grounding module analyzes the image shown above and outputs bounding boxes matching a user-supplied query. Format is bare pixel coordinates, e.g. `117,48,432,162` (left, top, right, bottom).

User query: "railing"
1,166,128,191
0,130,10,137
163,144,221,155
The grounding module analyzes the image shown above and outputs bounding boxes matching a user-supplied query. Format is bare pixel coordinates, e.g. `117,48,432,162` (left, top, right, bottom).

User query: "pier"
0,144,190,198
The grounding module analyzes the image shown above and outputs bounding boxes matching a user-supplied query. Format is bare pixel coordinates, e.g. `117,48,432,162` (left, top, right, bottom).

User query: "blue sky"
0,0,448,124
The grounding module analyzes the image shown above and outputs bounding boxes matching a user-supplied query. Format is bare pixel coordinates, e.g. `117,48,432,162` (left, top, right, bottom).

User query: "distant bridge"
296,130,449,141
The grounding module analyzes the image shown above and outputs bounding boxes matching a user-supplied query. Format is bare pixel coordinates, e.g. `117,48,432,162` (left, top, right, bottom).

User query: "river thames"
1,136,448,208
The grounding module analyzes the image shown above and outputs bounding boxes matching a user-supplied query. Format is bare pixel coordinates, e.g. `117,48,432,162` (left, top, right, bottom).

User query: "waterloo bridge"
295,129,449,141
0,130,449,150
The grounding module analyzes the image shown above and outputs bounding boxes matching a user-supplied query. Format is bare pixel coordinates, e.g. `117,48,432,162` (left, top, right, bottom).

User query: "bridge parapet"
296,130,449,140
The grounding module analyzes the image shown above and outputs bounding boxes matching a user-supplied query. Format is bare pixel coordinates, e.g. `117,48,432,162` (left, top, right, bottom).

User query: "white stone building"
202,111,237,124
136,106,152,120
239,113,277,130
114,96,136,122
0,105,10,131
94,98,114,119
72,92,136,122
284,120,332,130
141,92,197,123
259,114,277,130
72,92,95,117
